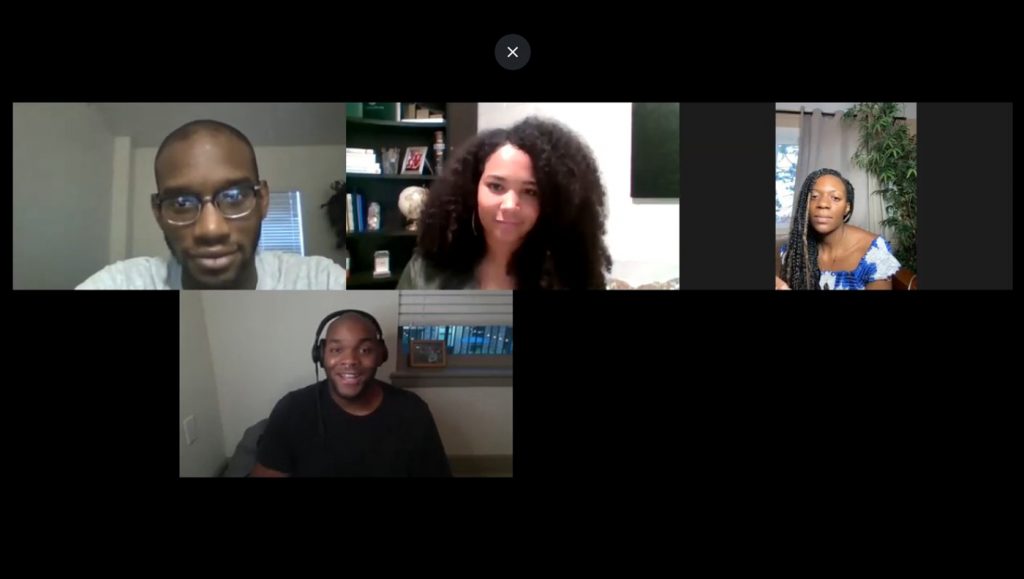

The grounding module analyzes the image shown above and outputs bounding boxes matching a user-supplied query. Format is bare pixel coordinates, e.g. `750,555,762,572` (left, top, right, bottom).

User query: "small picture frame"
373,250,391,278
401,146,429,175
409,339,447,368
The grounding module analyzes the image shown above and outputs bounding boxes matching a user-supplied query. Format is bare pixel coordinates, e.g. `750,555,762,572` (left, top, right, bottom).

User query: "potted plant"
322,180,348,249
843,103,917,273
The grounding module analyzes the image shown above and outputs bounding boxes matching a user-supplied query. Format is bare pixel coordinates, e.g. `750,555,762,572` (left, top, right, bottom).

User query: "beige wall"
410,387,513,455
109,137,133,262
776,112,801,128
179,291,227,476
13,103,114,289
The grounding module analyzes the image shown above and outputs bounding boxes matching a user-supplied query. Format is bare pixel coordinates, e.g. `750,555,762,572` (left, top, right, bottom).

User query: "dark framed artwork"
409,339,447,368
631,102,680,198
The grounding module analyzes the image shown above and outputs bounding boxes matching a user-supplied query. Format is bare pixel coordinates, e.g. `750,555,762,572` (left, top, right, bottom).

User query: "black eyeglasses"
151,183,263,226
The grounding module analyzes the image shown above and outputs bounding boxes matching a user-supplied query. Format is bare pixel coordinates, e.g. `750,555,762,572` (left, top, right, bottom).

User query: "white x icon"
507,46,519,58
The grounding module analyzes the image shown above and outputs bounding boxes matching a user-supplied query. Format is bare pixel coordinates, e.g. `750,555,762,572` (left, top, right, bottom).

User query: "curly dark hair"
781,167,855,290
415,116,612,289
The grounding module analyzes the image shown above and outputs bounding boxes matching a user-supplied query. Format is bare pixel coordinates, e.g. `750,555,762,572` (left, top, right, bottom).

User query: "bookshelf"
344,102,477,289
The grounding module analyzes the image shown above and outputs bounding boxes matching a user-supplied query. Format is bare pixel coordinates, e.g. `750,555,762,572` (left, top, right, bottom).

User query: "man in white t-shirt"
77,119,346,290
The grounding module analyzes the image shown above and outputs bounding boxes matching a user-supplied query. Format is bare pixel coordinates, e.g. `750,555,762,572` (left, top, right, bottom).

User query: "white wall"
125,146,346,265
179,291,227,476
13,103,114,289
477,103,680,287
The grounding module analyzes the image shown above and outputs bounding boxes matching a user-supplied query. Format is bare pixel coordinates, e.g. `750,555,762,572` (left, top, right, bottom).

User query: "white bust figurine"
398,186,428,231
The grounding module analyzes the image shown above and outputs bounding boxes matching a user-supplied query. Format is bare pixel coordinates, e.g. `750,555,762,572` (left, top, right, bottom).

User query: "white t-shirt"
76,251,347,290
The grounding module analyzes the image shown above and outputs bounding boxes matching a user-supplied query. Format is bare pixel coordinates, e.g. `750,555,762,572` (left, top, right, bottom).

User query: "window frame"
257,190,305,255
776,127,800,236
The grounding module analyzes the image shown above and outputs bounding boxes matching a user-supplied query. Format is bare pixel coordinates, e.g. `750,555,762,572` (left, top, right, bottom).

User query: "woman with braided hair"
776,168,900,290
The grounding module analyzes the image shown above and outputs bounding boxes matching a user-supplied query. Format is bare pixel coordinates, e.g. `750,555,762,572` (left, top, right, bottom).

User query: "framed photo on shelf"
401,146,428,175
409,339,447,368
372,250,391,278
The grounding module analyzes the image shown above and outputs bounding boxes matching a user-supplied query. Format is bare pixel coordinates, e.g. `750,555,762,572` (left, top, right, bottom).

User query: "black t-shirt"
256,381,451,477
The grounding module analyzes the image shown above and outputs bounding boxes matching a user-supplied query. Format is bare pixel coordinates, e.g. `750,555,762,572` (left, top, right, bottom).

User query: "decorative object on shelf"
409,339,447,368
367,202,381,231
401,146,428,175
322,180,348,249
398,186,429,231
381,147,400,175
433,131,446,176
373,250,391,278
401,103,446,121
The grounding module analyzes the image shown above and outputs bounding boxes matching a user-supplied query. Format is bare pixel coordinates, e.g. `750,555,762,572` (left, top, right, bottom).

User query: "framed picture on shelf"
409,339,447,368
401,146,428,175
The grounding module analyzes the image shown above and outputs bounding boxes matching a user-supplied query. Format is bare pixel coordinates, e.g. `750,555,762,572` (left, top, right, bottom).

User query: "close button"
495,34,531,71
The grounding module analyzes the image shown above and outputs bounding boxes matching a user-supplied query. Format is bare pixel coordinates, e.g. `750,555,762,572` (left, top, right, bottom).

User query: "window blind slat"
398,290,512,326
258,191,304,255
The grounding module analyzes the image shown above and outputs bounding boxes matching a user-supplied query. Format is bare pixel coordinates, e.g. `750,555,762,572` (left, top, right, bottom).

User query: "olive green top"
397,253,479,290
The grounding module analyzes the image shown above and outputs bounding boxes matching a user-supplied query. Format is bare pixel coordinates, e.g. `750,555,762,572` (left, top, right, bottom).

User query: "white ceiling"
89,103,348,147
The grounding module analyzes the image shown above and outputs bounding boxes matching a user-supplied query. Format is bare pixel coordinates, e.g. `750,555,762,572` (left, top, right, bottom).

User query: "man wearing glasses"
76,119,347,289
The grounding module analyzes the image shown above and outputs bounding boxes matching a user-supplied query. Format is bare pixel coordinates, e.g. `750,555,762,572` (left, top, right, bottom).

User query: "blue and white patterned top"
781,236,901,290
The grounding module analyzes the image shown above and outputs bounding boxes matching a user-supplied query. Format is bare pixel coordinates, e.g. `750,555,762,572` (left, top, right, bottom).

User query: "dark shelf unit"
343,103,477,289
347,271,401,288
345,103,448,289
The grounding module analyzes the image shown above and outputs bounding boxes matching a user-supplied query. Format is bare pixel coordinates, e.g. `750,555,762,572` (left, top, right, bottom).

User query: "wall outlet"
183,414,197,446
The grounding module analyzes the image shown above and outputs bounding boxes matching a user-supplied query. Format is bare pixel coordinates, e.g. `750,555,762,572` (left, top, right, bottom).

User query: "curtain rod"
776,109,907,121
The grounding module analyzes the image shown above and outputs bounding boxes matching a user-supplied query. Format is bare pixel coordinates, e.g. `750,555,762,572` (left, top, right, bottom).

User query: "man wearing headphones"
250,310,451,477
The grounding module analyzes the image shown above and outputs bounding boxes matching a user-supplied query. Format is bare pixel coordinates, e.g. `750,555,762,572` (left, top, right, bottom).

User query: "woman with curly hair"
776,167,900,290
397,116,613,290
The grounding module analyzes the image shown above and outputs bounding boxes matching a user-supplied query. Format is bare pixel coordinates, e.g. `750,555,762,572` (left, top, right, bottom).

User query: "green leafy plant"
843,103,917,272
